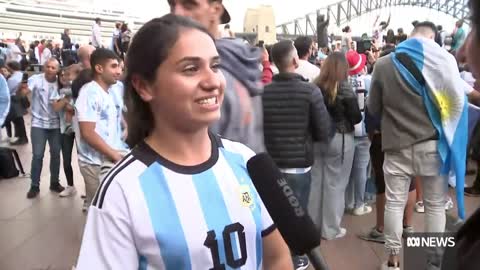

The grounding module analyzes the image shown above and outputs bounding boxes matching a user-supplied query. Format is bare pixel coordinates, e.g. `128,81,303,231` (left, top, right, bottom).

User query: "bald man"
77,45,96,69
18,58,65,198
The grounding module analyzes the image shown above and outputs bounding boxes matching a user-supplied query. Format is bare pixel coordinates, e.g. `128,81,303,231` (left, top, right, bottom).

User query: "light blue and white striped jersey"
74,81,122,165
28,73,60,129
76,134,275,270
0,75,10,126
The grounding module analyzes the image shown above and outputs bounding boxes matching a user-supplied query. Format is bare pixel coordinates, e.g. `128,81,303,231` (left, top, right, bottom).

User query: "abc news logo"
406,236,456,248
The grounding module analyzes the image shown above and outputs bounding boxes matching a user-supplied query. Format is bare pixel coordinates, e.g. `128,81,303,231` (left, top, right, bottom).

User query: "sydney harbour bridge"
275,0,470,39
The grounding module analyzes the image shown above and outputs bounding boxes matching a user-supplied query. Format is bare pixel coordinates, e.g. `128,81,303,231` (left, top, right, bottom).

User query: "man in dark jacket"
61,29,73,66
263,39,331,270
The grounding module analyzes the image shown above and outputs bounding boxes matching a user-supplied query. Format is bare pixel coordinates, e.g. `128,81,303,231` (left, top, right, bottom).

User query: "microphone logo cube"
277,177,305,217
238,185,255,210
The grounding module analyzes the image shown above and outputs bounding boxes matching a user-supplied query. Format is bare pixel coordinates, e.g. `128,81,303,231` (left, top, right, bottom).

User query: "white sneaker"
352,204,373,216
415,201,425,213
59,186,77,197
380,261,400,270
445,196,454,211
335,227,347,239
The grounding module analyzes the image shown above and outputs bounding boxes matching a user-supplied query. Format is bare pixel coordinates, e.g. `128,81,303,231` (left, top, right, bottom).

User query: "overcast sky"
123,0,463,35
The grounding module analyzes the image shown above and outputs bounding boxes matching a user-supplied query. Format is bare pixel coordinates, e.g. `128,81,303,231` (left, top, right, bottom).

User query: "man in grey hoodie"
168,0,265,153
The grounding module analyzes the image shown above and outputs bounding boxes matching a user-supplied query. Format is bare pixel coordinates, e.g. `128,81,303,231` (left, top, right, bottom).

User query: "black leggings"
4,116,27,140
61,133,75,186
370,134,416,194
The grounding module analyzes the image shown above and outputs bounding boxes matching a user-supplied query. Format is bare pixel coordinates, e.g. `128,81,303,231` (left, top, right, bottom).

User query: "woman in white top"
341,26,353,53
41,42,52,65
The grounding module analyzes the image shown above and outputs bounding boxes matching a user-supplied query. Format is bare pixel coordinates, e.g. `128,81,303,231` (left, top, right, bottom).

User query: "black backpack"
0,147,25,179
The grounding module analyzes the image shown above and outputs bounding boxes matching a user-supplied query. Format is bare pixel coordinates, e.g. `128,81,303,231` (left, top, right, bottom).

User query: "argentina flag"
391,37,471,220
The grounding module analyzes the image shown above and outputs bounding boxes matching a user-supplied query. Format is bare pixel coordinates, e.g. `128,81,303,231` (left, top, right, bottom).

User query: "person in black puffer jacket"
262,39,333,269
309,52,362,240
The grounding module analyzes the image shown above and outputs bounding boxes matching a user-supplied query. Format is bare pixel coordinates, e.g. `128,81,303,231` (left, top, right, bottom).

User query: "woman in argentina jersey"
76,14,292,270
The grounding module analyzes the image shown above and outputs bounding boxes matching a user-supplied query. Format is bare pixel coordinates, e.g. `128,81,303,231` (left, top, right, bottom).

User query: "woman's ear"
131,74,154,102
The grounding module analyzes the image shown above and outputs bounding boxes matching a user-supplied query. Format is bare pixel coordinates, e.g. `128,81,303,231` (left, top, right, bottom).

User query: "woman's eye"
183,66,198,73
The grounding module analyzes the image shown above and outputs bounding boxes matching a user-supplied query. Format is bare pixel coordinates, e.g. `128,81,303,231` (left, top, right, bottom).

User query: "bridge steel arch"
276,0,470,36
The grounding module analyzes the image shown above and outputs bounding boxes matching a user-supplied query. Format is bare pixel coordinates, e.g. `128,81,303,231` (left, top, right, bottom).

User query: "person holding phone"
18,58,64,198
52,68,77,197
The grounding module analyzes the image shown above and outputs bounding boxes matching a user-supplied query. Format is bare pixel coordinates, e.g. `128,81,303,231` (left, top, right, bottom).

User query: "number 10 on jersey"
204,222,248,269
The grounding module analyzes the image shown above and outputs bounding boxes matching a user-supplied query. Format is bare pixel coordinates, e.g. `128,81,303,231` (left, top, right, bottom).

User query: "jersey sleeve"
259,194,275,237
76,181,138,269
75,88,98,122
27,75,40,92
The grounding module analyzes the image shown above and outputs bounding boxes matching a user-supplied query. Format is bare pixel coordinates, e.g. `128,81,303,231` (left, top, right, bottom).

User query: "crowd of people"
0,0,479,269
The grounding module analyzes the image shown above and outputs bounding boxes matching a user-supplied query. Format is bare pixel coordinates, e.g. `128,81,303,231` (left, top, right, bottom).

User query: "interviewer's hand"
111,152,124,163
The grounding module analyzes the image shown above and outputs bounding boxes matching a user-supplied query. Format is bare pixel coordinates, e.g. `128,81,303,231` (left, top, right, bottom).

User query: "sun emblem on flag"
238,184,255,210
432,89,463,122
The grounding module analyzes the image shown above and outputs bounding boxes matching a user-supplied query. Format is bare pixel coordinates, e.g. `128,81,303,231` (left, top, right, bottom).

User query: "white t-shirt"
461,71,476,88
373,28,385,48
295,60,320,82
74,81,120,165
41,48,51,65
76,135,275,270
91,23,102,48
111,28,120,50
7,44,22,62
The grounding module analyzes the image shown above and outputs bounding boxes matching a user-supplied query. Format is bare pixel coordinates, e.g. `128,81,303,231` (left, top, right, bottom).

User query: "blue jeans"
346,136,371,209
282,171,312,263
31,127,61,188
282,171,312,211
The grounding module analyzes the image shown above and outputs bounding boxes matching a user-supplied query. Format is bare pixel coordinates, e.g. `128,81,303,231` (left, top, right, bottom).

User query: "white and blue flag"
391,37,471,220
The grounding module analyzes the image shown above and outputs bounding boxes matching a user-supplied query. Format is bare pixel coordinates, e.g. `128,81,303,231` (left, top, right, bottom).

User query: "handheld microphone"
247,153,329,270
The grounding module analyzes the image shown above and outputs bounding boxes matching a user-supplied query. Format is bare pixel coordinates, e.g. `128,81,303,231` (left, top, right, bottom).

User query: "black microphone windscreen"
247,153,320,255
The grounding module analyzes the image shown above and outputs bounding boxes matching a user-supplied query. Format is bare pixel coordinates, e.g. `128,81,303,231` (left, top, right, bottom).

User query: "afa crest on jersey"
238,184,255,210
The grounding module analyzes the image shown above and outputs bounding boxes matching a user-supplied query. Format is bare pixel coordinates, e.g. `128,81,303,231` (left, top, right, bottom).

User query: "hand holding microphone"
247,153,329,270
